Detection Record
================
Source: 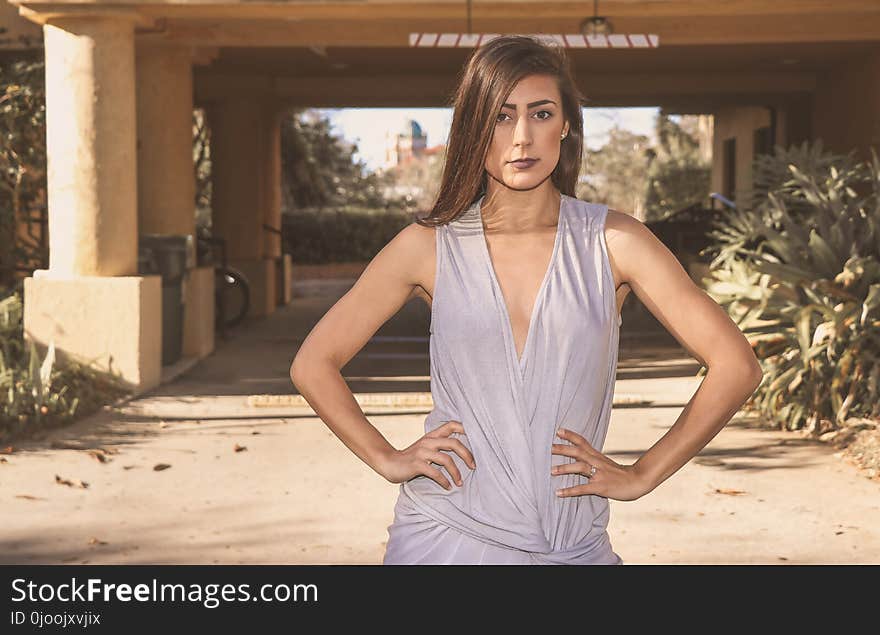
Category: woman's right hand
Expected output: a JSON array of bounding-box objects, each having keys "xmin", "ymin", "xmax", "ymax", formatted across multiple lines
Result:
[{"xmin": 380, "ymin": 420, "xmax": 476, "ymax": 490}]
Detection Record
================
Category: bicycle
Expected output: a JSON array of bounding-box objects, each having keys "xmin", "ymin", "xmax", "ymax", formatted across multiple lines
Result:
[{"xmin": 195, "ymin": 228, "xmax": 251, "ymax": 336}]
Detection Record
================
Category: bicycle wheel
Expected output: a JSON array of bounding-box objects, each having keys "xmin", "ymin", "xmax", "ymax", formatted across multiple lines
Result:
[{"xmin": 215, "ymin": 267, "xmax": 250, "ymax": 328}]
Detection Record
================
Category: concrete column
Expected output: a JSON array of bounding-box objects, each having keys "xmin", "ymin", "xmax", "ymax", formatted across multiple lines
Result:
[
  {"xmin": 136, "ymin": 42, "xmax": 214, "ymax": 359},
  {"xmin": 263, "ymin": 108, "xmax": 287, "ymax": 309},
  {"xmin": 814, "ymin": 48, "xmax": 880, "ymax": 162},
  {"xmin": 136, "ymin": 42, "xmax": 196, "ymax": 236},
  {"xmin": 43, "ymin": 15, "xmax": 138, "ymax": 277},
  {"xmin": 208, "ymin": 99, "xmax": 285, "ymax": 317},
  {"xmin": 263, "ymin": 108, "xmax": 283, "ymax": 261},
  {"xmin": 24, "ymin": 12, "xmax": 162, "ymax": 393}
]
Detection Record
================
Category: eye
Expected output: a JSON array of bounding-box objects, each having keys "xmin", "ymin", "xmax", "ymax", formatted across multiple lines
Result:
[{"xmin": 495, "ymin": 110, "xmax": 553, "ymax": 123}]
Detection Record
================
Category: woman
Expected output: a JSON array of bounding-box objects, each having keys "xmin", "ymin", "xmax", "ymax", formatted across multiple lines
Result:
[{"xmin": 289, "ymin": 35, "xmax": 763, "ymax": 565}]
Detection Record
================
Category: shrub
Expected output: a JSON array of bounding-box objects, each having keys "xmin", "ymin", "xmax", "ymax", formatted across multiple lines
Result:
[
  {"xmin": 0, "ymin": 288, "xmax": 130, "ymax": 442},
  {"xmin": 700, "ymin": 141, "xmax": 880, "ymax": 434}
]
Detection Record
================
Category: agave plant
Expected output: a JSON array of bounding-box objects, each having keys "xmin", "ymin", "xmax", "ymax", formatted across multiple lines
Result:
[{"xmin": 700, "ymin": 143, "xmax": 880, "ymax": 434}]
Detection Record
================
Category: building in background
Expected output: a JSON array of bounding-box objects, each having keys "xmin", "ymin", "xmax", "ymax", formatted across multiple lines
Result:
[{"xmin": 385, "ymin": 118, "xmax": 427, "ymax": 167}]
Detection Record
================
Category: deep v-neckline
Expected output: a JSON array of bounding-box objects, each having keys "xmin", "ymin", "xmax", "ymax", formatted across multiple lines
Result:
[{"xmin": 476, "ymin": 193, "xmax": 566, "ymax": 371}]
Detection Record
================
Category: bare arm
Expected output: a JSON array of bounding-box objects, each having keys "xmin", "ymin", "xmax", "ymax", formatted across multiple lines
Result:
[
  {"xmin": 606, "ymin": 210, "xmax": 764, "ymax": 494},
  {"xmin": 289, "ymin": 222, "xmax": 434, "ymax": 480}
]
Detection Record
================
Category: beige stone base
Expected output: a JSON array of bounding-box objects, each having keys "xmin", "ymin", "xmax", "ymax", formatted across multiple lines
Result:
[
  {"xmin": 183, "ymin": 265, "xmax": 215, "ymax": 357},
  {"xmin": 23, "ymin": 273, "xmax": 162, "ymax": 392}
]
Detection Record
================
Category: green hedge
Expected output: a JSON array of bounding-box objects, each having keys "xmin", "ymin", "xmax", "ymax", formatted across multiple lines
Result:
[{"xmin": 281, "ymin": 207, "xmax": 414, "ymax": 264}]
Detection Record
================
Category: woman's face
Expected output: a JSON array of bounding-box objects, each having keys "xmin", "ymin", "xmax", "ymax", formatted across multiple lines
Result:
[{"xmin": 484, "ymin": 73, "xmax": 570, "ymax": 191}]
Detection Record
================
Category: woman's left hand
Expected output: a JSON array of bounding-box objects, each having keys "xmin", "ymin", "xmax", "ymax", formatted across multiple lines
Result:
[{"xmin": 550, "ymin": 428, "xmax": 651, "ymax": 502}]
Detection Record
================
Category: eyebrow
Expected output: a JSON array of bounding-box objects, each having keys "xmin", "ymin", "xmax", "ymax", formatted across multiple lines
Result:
[{"xmin": 501, "ymin": 99, "xmax": 557, "ymax": 109}]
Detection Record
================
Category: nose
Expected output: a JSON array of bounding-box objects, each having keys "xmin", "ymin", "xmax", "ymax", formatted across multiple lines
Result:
[{"xmin": 513, "ymin": 114, "xmax": 533, "ymax": 148}]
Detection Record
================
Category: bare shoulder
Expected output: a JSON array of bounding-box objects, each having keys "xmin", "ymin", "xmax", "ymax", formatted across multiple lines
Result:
[
  {"xmin": 603, "ymin": 208, "xmax": 647, "ymax": 292},
  {"xmin": 604, "ymin": 207, "xmax": 689, "ymax": 291},
  {"xmin": 386, "ymin": 221, "xmax": 437, "ymax": 299}
]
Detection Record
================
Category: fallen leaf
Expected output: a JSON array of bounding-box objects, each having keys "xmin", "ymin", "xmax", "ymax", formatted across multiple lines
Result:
[
  {"xmin": 778, "ymin": 556, "xmax": 788, "ymax": 561},
  {"xmin": 55, "ymin": 474, "xmax": 89, "ymax": 489},
  {"xmin": 88, "ymin": 537, "xmax": 108, "ymax": 546},
  {"xmin": 234, "ymin": 444, "xmax": 247, "ymax": 452},
  {"xmin": 0, "ymin": 457, "xmax": 7, "ymax": 464},
  {"xmin": 122, "ymin": 465, "xmax": 138, "ymax": 470},
  {"xmin": 251, "ymin": 431, "xmax": 261, "ymax": 435},
  {"xmin": 0, "ymin": 446, "xmax": 14, "ymax": 454},
  {"xmin": 15, "ymin": 494, "xmax": 44, "ymax": 500},
  {"xmin": 86, "ymin": 449, "xmax": 110, "ymax": 463},
  {"xmin": 153, "ymin": 463, "xmax": 172, "ymax": 471},
  {"xmin": 714, "ymin": 488, "xmax": 747, "ymax": 496}
]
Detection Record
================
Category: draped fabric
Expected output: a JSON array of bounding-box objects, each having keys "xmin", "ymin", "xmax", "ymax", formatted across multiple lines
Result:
[{"xmin": 383, "ymin": 194, "xmax": 624, "ymax": 565}]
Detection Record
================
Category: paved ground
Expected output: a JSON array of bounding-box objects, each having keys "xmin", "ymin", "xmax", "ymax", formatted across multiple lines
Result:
[{"xmin": 1, "ymin": 277, "xmax": 878, "ymax": 564}]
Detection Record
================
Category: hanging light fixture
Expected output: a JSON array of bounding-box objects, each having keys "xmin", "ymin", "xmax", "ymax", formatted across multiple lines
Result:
[
  {"xmin": 409, "ymin": 0, "xmax": 658, "ymax": 48},
  {"xmin": 581, "ymin": 0, "xmax": 613, "ymax": 36}
]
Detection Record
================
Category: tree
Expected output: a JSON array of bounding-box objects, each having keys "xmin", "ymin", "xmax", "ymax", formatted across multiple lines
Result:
[
  {"xmin": 0, "ymin": 54, "xmax": 48, "ymax": 289},
  {"xmin": 643, "ymin": 113, "xmax": 712, "ymax": 221},
  {"xmin": 579, "ymin": 126, "xmax": 653, "ymax": 219},
  {"xmin": 280, "ymin": 109, "xmax": 409, "ymax": 212}
]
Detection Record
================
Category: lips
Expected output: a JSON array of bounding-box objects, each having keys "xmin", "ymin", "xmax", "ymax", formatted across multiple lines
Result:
[{"xmin": 509, "ymin": 158, "xmax": 538, "ymax": 168}]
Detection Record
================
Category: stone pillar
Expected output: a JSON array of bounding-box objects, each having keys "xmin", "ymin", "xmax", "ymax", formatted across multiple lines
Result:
[
  {"xmin": 813, "ymin": 48, "xmax": 880, "ymax": 162},
  {"xmin": 44, "ymin": 15, "xmax": 138, "ymax": 276},
  {"xmin": 263, "ymin": 107, "xmax": 287, "ymax": 309},
  {"xmin": 23, "ymin": 12, "xmax": 161, "ymax": 392},
  {"xmin": 207, "ymin": 99, "xmax": 285, "ymax": 318},
  {"xmin": 136, "ymin": 42, "xmax": 214, "ymax": 359},
  {"xmin": 136, "ymin": 42, "xmax": 196, "ymax": 236}
]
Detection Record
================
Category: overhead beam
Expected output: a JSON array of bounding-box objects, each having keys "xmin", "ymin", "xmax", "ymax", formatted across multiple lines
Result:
[
  {"xmin": 153, "ymin": 13, "xmax": 880, "ymax": 47},
  {"xmin": 15, "ymin": 1, "xmax": 880, "ymax": 22},
  {"xmin": 194, "ymin": 70, "xmax": 816, "ymax": 108},
  {"xmin": 12, "ymin": 2, "xmax": 880, "ymax": 45}
]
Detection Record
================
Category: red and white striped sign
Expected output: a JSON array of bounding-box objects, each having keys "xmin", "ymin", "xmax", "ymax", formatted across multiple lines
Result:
[{"xmin": 409, "ymin": 33, "xmax": 659, "ymax": 48}]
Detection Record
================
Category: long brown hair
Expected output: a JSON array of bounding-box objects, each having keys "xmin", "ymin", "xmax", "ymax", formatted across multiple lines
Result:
[{"xmin": 415, "ymin": 35, "xmax": 587, "ymax": 228}]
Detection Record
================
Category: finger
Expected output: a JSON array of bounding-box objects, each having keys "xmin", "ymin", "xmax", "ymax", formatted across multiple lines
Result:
[
  {"xmin": 550, "ymin": 461, "xmax": 591, "ymax": 476},
  {"xmin": 426, "ymin": 420, "xmax": 465, "ymax": 438},
  {"xmin": 434, "ymin": 438, "xmax": 476, "ymax": 469},
  {"xmin": 549, "ymin": 443, "xmax": 584, "ymax": 460},
  {"xmin": 443, "ymin": 420, "xmax": 466, "ymax": 435},
  {"xmin": 420, "ymin": 438, "xmax": 473, "ymax": 469},
  {"xmin": 556, "ymin": 484, "xmax": 598, "ymax": 498},
  {"xmin": 430, "ymin": 452, "xmax": 463, "ymax": 486},
  {"xmin": 420, "ymin": 464, "xmax": 452, "ymax": 491},
  {"xmin": 556, "ymin": 428, "xmax": 594, "ymax": 451}
]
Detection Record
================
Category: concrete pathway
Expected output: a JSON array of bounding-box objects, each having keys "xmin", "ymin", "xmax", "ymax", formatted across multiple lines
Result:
[{"xmin": 1, "ymin": 280, "xmax": 878, "ymax": 564}]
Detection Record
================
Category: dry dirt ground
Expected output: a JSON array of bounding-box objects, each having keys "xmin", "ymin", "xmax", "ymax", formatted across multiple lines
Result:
[{"xmin": 1, "ymin": 266, "xmax": 878, "ymax": 564}]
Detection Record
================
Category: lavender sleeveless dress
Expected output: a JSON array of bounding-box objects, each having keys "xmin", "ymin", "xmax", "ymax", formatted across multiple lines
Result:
[{"xmin": 382, "ymin": 193, "xmax": 624, "ymax": 565}]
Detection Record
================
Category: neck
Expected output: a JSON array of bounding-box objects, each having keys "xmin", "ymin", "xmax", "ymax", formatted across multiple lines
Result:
[{"xmin": 481, "ymin": 179, "xmax": 562, "ymax": 233}]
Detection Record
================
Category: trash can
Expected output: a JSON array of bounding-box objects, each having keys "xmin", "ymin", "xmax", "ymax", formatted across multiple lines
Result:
[{"xmin": 138, "ymin": 234, "xmax": 194, "ymax": 366}]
